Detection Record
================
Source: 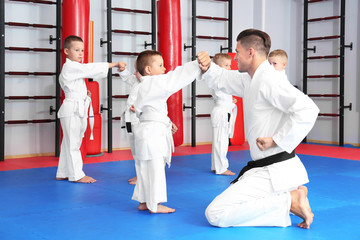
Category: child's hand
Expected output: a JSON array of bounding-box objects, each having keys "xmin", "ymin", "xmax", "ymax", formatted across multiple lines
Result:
[
  {"xmin": 135, "ymin": 71, "xmax": 142, "ymax": 81},
  {"xmin": 171, "ymin": 123, "xmax": 178, "ymax": 135},
  {"xmin": 232, "ymin": 98, "xmax": 237, "ymax": 104},
  {"xmin": 130, "ymin": 105, "xmax": 135, "ymax": 112},
  {"xmin": 87, "ymin": 90, "xmax": 92, "ymax": 97},
  {"xmin": 197, "ymin": 51, "xmax": 211, "ymax": 72},
  {"xmin": 118, "ymin": 61, "xmax": 127, "ymax": 72},
  {"xmin": 256, "ymin": 137, "xmax": 276, "ymax": 151}
]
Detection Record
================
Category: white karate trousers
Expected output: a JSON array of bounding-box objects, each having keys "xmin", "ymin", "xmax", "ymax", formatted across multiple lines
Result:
[
  {"xmin": 205, "ymin": 168, "xmax": 292, "ymax": 227},
  {"xmin": 56, "ymin": 115, "xmax": 86, "ymax": 181},
  {"xmin": 211, "ymin": 124, "xmax": 230, "ymax": 174},
  {"xmin": 132, "ymin": 157, "xmax": 167, "ymax": 212}
]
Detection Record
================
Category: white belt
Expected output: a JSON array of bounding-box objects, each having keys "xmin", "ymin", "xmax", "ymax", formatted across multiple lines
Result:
[
  {"xmin": 65, "ymin": 93, "xmax": 95, "ymax": 140},
  {"xmin": 139, "ymin": 112, "xmax": 174, "ymax": 166}
]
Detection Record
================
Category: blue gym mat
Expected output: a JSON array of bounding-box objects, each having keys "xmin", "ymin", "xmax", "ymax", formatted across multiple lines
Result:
[{"xmin": 0, "ymin": 150, "xmax": 359, "ymax": 240}]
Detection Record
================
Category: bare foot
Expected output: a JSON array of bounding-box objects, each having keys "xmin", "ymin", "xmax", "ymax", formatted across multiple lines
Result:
[
  {"xmin": 150, "ymin": 204, "xmax": 175, "ymax": 214},
  {"xmin": 74, "ymin": 176, "xmax": 97, "ymax": 183},
  {"xmin": 290, "ymin": 187, "xmax": 314, "ymax": 229},
  {"xmin": 128, "ymin": 176, "xmax": 137, "ymax": 185},
  {"xmin": 56, "ymin": 177, "xmax": 68, "ymax": 181},
  {"xmin": 298, "ymin": 186, "xmax": 314, "ymax": 218},
  {"xmin": 138, "ymin": 203, "xmax": 148, "ymax": 211},
  {"xmin": 219, "ymin": 170, "xmax": 236, "ymax": 176}
]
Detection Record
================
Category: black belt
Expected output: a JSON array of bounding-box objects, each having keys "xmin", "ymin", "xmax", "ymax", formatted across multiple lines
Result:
[{"xmin": 231, "ymin": 150, "xmax": 295, "ymax": 184}]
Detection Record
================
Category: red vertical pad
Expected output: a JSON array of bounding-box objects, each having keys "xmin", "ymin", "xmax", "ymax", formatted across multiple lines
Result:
[
  {"xmin": 157, "ymin": 0, "xmax": 184, "ymax": 147},
  {"xmin": 227, "ymin": 52, "xmax": 245, "ymax": 145},
  {"xmin": 60, "ymin": 0, "xmax": 90, "ymax": 159}
]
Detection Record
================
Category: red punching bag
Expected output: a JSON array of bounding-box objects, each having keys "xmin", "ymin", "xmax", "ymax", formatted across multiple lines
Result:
[
  {"xmin": 157, "ymin": 0, "xmax": 184, "ymax": 146},
  {"xmin": 227, "ymin": 52, "xmax": 245, "ymax": 145},
  {"xmin": 61, "ymin": 0, "xmax": 90, "ymax": 159}
]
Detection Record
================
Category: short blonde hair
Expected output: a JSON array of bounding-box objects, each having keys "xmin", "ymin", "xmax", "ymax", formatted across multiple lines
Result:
[
  {"xmin": 269, "ymin": 49, "xmax": 288, "ymax": 60},
  {"xmin": 213, "ymin": 53, "xmax": 231, "ymax": 65}
]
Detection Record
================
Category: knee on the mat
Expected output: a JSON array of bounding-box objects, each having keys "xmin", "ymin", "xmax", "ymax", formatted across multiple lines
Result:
[{"xmin": 205, "ymin": 204, "xmax": 227, "ymax": 227}]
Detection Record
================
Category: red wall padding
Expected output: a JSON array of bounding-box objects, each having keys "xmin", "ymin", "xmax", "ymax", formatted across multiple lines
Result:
[
  {"xmin": 227, "ymin": 52, "xmax": 245, "ymax": 145},
  {"xmin": 157, "ymin": 0, "xmax": 184, "ymax": 147}
]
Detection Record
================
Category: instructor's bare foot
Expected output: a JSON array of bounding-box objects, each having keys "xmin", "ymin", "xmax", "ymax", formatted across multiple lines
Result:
[
  {"xmin": 298, "ymin": 186, "xmax": 314, "ymax": 217},
  {"xmin": 75, "ymin": 176, "xmax": 97, "ymax": 183},
  {"xmin": 150, "ymin": 204, "xmax": 175, "ymax": 214},
  {"xmin": 290, "ymin": 187, "xmax": 313, "ymax": 229},
  {"xmin": 56, "ymin": 177, "xmax": 68, "ymax": 181},
  {"xmin": 128, "ymin": 176, "xmax": 137, "ymax": 185},
  {"xmin": 219, "ymin": 170, "xmax": 235, "ymax": 176},
  {"xmin": 138, "ymin": 203, "xmax": 148, "ymax": 211}
]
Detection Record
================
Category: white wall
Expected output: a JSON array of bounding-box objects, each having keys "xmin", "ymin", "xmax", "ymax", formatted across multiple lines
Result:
[{"xmin": 3, "ymin": 0, "xmax": 360, "ymax": 157}]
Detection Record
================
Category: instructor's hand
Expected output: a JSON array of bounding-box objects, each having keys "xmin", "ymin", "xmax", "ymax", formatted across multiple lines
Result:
[
  {"xmin": 197, "ymin": 51, "xmax": 211, "ymax": 72},
  {"xmin": 256, "ymin": 137, "xmax": 276, "ymax": 151}
]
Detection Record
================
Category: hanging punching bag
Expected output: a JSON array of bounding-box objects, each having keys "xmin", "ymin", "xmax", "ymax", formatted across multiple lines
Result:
[
  {"xmin": 157, "ymin": 0, "xmax": 184, "ymax": 146},
  {"xmin": 61, "ymin": 0, "xmax": 90, "ymax": 159},
  {"xmin": 227, "ymin": 52, "xmax": 245, "ymax": 145}
]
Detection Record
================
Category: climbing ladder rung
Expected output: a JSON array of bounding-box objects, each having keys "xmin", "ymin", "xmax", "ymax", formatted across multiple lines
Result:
[
  {"xmin": 6, "ymin": 47, "xmax": 55, "ymax": 52},
  {"xmin": 112, "ymin": 7, "xmax": 151, "ymax": 14},
  {"xmin": 196, "ymin": 15, "xmax": 228, "ymax": 21},
  {"xmin": 308, "ymin": 35, "xmax": 340, "ymax": 41},
  {"xmin": 9, "ymin": 0, "xmax": 56, "ymax": 5},
  {"xmin": 308, "ymin": 94, "xmax": 340, "ymax": 98},
  {"xmin": 112, "ymin": 29, "xmax": 151, "ymax": 35},
  {"xmin": 307, "ymin": 74, "xmax": 340, "ymax": 79},
  {"xmin": 307, "ymin": 55, "xmax": 340, "ymax": 60},
  {"xmin": 112, "ymin": 51, "xmax": 139, "ymax": 56},
  {"xmin": 308, "ymin": 15, "xmax": 341, "ymax": 22},
  {"xmin": 6, "ymin": 22, "xmax": 56, "ymax": 28},
  {"xmin": 197, "ymin": 35, "xmax": 228, "ymax": 40}
]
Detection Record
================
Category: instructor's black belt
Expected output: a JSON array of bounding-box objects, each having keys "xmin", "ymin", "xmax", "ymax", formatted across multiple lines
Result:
[{"xmin": 231, "ymin": 150, "xmax": 295, "ymax": 184}]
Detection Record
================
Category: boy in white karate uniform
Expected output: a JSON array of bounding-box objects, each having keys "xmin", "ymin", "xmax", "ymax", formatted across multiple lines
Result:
[
  {"xmin": 198, "ymin": 29, "xmax": 319, "ymax": 229},
  {"xmin": 118, "ymin": 61, "xmax": 142, "ymax": 185},
  {"xmin": 119, "ymin": 50, "xmax": 206, "ymax": 213},
  {"xmin": 210, "ymin": 53, "xmax": 237, "ymax": 176},
  {"xmin": 56, "ymin": 35, "xmax": 122, "ymax": 183},
  {"xmin": 268, "ymin": 49, "xmax": 288, "ymax": 72}
]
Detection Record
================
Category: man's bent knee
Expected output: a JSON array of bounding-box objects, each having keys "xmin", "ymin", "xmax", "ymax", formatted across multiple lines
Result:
[{"xmin": 205, "ymin": 203, "xmax": 226, "ymax": 227}]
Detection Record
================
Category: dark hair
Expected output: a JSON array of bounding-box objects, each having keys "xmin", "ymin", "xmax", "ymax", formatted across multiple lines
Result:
[
  {"xmin": 136, "ymin": 50, "xmax": 162, "ymax": 76},
  {"xmin": 236, "ymin": 29, "xmax": 271, "ymax": 56},
  {"xmin": 213, "ymin": 53, "xmax": 232, "ymax": 65},
  {"xmin": 64, "ymin": 35, "xmax": 83, "ymax": 49}
]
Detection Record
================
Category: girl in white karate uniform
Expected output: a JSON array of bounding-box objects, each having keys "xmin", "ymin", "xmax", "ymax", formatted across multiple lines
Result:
[{"xmin": 56, "ymin": 35, "xmax": 121, "ymax": 183}]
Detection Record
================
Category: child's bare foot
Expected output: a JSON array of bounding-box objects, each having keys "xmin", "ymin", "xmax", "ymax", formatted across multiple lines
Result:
[
  {"xmin": 150, "ymin": 204, "xmax": 175, "ymax": 214},
  {"xmin": 56, "ymin": 177, "xmax": 68, "ymax": 181},
  {"xmin": 219, "ymin": 170, "xmax": 235, "ymax": 176},
  {"xmin": 74, "ymin": 176, "xmax": 97, "ymax": 183},
  {"xmin": 290, "ymin": 187, "xmax": 314, "ymax": 229},
  {"xmin": 138, "ymin": 203, "xmax": 148, "ymax": 211},
  {"xmin": 128, "ymin": 176, "xmax": 137, "ymax": 185}
]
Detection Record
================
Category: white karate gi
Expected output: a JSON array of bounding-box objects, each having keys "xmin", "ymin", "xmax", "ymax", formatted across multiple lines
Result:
[
  {"xmin": 57, "ymin": 58, "xmax": 108, "ymax": 181},
  {"xmin": 203, "ymin": 60, "xmax": 319, "ymax": 227},
  {"xmin": 119, "ymin": 70, "xmax": 141, "ymax": 158},
  {"xmin": 132, "ymin": 60, "xmax": 201, "ymax": 212},
  {"xmin": 210, "ymin": 89, "xmax": 236, "ymax": 174}
]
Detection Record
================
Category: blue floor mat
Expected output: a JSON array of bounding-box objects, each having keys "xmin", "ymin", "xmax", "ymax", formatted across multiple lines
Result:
[{"xmin": 0, "ymin": 150, "xmax": 359, "ymax": 240}]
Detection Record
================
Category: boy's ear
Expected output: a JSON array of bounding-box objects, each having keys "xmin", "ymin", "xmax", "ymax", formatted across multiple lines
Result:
[
  {"xmin": 64, "ymin": 48, "xmax": 69, "ymax": 56},
  {"xmin": 144, "ymin": 66, "xmax": 151, "ymax": 75}
]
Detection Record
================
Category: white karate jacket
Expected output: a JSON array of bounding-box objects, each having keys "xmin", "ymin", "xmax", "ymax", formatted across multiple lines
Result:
[
  {"xmin": 58, "ymin": 58, "xmax": 108, "ymax": 118},
  {"xmin": 134, "ymin": 60, "xmax": 201, "ymax": 163},
  {"xmin": 203, "ymin": 60, "xmax": 319, "ymax": 191}
]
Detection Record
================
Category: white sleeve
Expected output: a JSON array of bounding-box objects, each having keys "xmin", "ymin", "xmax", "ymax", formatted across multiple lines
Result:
[
  {"xmin": 261, "ymin": 80, "xmax": 320, "ymax": 153},
  {"xmin": 62, "ymin": 62, "xmax": 109, "ymax": 81},
  {"xmin": 202, "ymin": 63, "xmax": 250, "ymax": 98},
  {"xmin": 118, "ymin": 69, "xmax": 138, "ymax": 87}
]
